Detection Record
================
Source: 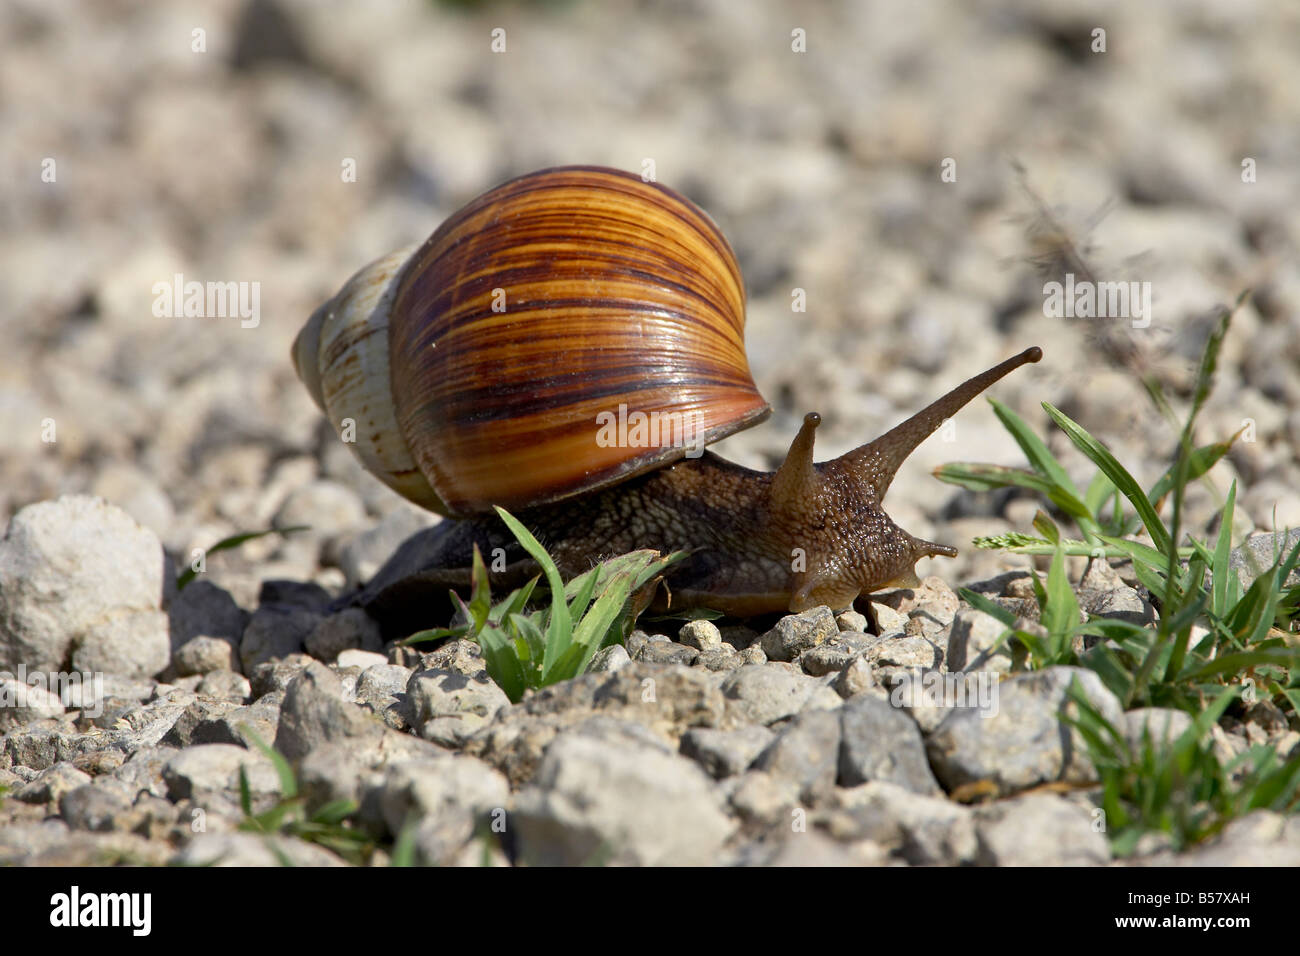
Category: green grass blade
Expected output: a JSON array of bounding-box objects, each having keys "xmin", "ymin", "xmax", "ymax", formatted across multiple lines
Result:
[
  {"xmin": 1044, "ymin": 403, "xmax": 1173, "ymax": 556},
  {"xmin": 493, "ymin": 507, "xmax": 573, "ymax": 676},
  {"xmin": 241, "ymin": 725, "xmax": 297, "ymax": 799}
]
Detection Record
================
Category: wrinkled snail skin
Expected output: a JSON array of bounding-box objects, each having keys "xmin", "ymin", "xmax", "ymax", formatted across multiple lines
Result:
[{"xmin": 293, "ymin": 165, "xmax": 1043, "ymax": 626}]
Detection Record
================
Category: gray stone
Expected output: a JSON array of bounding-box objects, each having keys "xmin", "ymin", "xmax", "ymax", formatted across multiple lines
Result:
[
  {"xmin": 839, "ymin": 693, "xmax": 942, "ymax": 794},
  {"xmin": 1124, "ymin": 707, "xmax": 1193, "ymax": 756},
  {"xmin": 681, "ymin": 725, "xmax": 775, "ymax": 779},
  {"xmin": 1230, "ymin": 530, "xmax": 1300, "ymax": 591},
  {"xmin": 416, "ymin": 638, "xmax": 485, "ymax": 677},
  {"xmin": 695, "ymin": 645, "xmax": 742, "ymax": 672},
  {"xmin": 1080, "ymin": 586, "xmax": 1156, "ymax": 626},
  {"xmin": 587, "ymin": 643, "xmax": 631, "ymax": 673},
  {"xmin": 726, "ymin": 769, "xmax": 804, "ymax": 826},
  {"xmin": 172, "ymin": 832, "xmax": 349, "ymax": 867},
  {"xmin": 633, "ymin": 640, "xmax": 699, "ymax": 666},
  {"xmin": 249, "ymin": 653, "xmax": 313, "ymax": 699},
  {"xmin": 304, "ymin": 607, "xmax": 383, "ymax": 662},
  {"xmin": 71, "ymin": 608, "xmax": 170, "ymax": 680},
  {"xmin": 274, "ymin": 661, "xmax": 385, "ymax": 761},
  {"xmin": 946, "ymin": 607, "xmax": 1013, "ymax": 673},
  {"xmin": 195, "ymin": 669, "xmax": 251, "ymax": 703},
  {"xmin": 824, "ymin": 781, "xmax": 978, "ymax": 865},
  {"xmin": 406, "ymin": 667, "xmax": 511, "ymax": 748},
  {"xmin": 512, "ymin": 732, "xmax": 734, "ymax": 866},
  {"xmin": 353, "ymin": 663, "xmax": 412, "ymax": 730},
  {"xmin": 257, "ymin": 580, "xmax": 333, "ymax": 612},
  {"xmin": 678, "ymin": 619, "xmax": 723, "ymax": 649},
  {"xmin": 834, "ymin": 656, "xmax": 876, "ymax": 698},
  {"xmin": 754, "ymin": 708, "xmax": 842, "ymax": 801},
  {"xmin": 370, "ymin": 755, "xmax": 509, "ymax": 863},
  {"xmin": 0, "ymin": 496, "xmax": 170, "ymax": 674},
  {"xmin": 240, "ymin": 606, "xmax": 322, "ymax": 673},
  {"xmin": 59, "ymin": 781, "xmax": 135, "ymax": 832},
  {"xmin": 172, "ymin": 635, "xmax": 241, "ymax": 676},
  {"xmin": 719, "ymin": 664, "xmax": 820, "ymax": 726},
  {"xmin": 799, "ymin": 631, "xmax": 877, "ymax": 676},
  {"xmin": 161, "ymin": 697, "xmax": 241, "ymax": 747},
  {"xmin": 0, "ymin": 677, "xmax": 65, "ymax": 731},
  {"xmin": 14, "ymin": 762, "xmax": 93, "ymax": 805},
  {"xmin": 926, "ymin": 666, "xmax": 1125, "ymax": 796},
  {"xmin": 760, "ymin": 606, "xmax": 838, "ymax": 662},
  {"xmin": 974, "ymin": 794, "xmax": 1111, "ymax": 865},
  {"xmin": 163, "ymin": 744, "xmax": 280, "ymax": 801},
  {"xmin": 168, "ymin": 580, "xmax": 247, "ymax": 652},
  {"xmin": 190, "ymin": 693, "xmax": 282, "ymax": 747},
  {"xmin": 337, "ymin": 649, "xmax": 387, "ymax": 670}
]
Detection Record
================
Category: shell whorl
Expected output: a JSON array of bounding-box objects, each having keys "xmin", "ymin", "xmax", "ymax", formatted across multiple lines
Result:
[
  {"xmin": 390, "ymin": 166, "xmax": 769, "ymax": 515},
  {"xmin": 296, "ymin": 166, "xmax": 770, "ymax": 518},
  {"xmin": 292, "ymin": 243, "xmax": 449, "ymax": 513}
]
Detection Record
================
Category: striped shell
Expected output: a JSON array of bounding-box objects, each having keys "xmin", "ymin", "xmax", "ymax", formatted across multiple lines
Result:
[{"xmin": 293, "ymin": 166, "xmax": 770, "ymax": 517}]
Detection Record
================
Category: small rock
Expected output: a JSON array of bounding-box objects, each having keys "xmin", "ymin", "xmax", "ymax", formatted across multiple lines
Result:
[
  {"xmin": 0, "ymin": 496, "xmax": 170, "ymax": 674},
  {"xmin": 839, "ymin": 693, "xmax": 942, "ymax": 794},
  {"xmin": 834, "ymin": 656, "xmax": 876, "ymax": 698},
  {"xmin": 195, "ymin": 669, "xmax": 251, "ymax": 703},
  {"xmin": 720, "ymin": 665, "xmax": 820, "ymax": 726},
  {"xmin": 274, "ymin": 661, "xmax": 386, "ymax": 761},
  {"xmin": 304, "ymin": 607, "xmax": 383, "ymax": 662},
  {"xmin": 873, "ymin": 604, "xmax": 908, "ymax": 633},
  {"xmin": 587, "ymin": 643, "xmax": 631, "ymax": 673},
  {"xmin": 0, "ymin": 677, "xmax": 65, "ymax": 732},
  {"xmin": 172, "ymin": 832, "xmax": 349, "ymax": 867},
  {"xmin": 678, "ymin": 619, "xmax": 722, "ymax": 649},
  {"xmin": 824, "ymin": 781, "xmax": 977, "ymax": 865},
  {"xmin": 1229, "ymin": 530, "xmax": 1300, "ymax": 591},
  {"xmin": 406, "ymin": 668, "xmax": 511, "ymax": 748},
  {"xmin": 257, "ymin": 579, "xmax": 333, "ymax": 612},
  {"xmin": 1124, "ymin": 707, "xmax": 1193, "ymax": 756},
  {"xmin": 726, "ymin": 769, "xmax": 804, "ymax": 825},
  {"xmin": 168, "ymin": 580, "xmax": 247, "ymax": 654},
  {"xmin": 162, "ymin": 744, "xmax": 279, "ymax": 801},
  {"xmin": 754, "ymin": 708, "xmax": 842, "ymax": 801},
  {"xmin": 760, "ymin": 606, "xmax": 838, "ymax": 662},
  {"xmin": 946, "ymin": 607, "xmax": 1013, "ymax": 673},
  {"xmin": 172, "ymin": 635, "xmax": 241, "ymax": 676},
  {"xmin": 974, "ymin": 794, "xmax": 1111, "ymax": 865},
  {"xmin": 15, "ymin": 762, "xmax": 93, "ymax": 805},
  {"xmin": 835, "ymin": 610, "xmax": 869, "ymax": 632},
  {"xmin": 59, "ymin": 782, "xmax": 135, "ymax": 832},
  {"xmin": 799, "ymin": 631, "xmax": 877, "ymax": 676},
  {"xmin": 417, "ymin": 639, "xmax": 485, "ymax": 677},
  {"xmin": 249, "ymin": 653, "xmax": 314, "ymax": 698},
  {"xmin": 634, "ymin": 640, "xmax": 699, "ymax": 666},
  {"xmin": 695, "ymin": 645, "xmax": 742, "ymax": 672},
  {"xmin": 337, "ymin": 649, "xmax": 388, "ymax": 671},
  {"xmin": 370, "ymin": 756, "xmax": 509, "ymax": 863},
  {"xmin": 240, "ymin": 606, "xmax": 322, "ymax": 673},
  {"xmin": 926, "ymin": 666, "xmax": 1125, "ymax": 796},
  {"xmin": 512, "ymin": 732, "xmax": 734, "ymax": 866},
  {"xmin": 680, "ymin": 725, "xmax": 775, "ymax": 779}
]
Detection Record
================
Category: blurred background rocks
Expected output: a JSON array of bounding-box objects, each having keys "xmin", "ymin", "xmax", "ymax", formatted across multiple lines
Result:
[{"xmin": 1, "ymin": 0, "xmax": 1296, "ymax": 602}]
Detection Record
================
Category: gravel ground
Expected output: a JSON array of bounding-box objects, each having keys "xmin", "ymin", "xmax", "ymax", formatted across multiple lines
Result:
[{"xmin": 1, "ymin": 0, "xmax": 1297, "ymax": 866}]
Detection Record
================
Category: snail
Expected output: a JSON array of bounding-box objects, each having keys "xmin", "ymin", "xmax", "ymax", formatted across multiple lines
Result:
[{"xmin": 293, "ymin": 166, "xmax": 1041, "ymax": 632}]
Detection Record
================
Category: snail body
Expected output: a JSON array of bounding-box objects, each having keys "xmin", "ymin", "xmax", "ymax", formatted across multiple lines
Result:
[{"xmin": 294, "ymin": 166, "xmax": 1041, "ymax": 627}]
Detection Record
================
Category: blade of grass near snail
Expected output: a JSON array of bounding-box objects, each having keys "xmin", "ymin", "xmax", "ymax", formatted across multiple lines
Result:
[{"xmin": 494, "ymin": 507, "xmax": 574, "ymax": 675}]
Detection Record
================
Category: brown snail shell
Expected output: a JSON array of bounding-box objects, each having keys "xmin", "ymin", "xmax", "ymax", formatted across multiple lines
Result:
[{"xmin": 294, "ymin": 166, "xmax": 770, "ymax": 517}]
